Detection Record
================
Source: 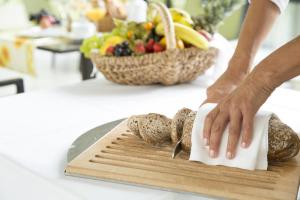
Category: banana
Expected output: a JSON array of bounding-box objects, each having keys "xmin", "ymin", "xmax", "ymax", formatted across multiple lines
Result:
[
  {"xmin": 154, "ymin": 8, "xmax": 193, "ymax": 27},
  {"xmin": 155, "ymin": 23, "xmax": 164, "ymax": 35},
  {"xmin": 169, "ymin": 8, "xmax": 193, "ymax": 27},
  {"xmin": 99, "ymin": 36, "xmax": 125, "ymax": 55},
  {"xmin": 174, "ymin": 22, "xmax": 208, "ymax": 50},
  {"xmin": 155, "ymin": 22, "xmax": 209, "ymax": 50}
]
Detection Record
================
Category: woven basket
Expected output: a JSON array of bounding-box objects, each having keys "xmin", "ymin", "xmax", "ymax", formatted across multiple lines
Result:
[{"xmin": 91, "ymin": 2, "xmax": 218, "ymax": 85}]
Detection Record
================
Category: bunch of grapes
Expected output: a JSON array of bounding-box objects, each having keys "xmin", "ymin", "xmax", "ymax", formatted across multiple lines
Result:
[{"xmin": 113, "ymin": 41, "xmax": 133, "ymax": 57}]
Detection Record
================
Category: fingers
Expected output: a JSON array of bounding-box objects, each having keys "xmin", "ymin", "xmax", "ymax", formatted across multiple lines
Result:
[
  {"xmin": 202, "ymin": 103, "xmax": 254, "ymax": 160},
  {"xmin": 226, "ymin": 110, "xmax": 242, "ymax": 159},
  {"xmin": 203, "ymin": 108, "xmax": 219, "ymax": 146},
  {"xmin": 209, "ymin": 112, "xmax": 229, "ymax": 158},
  {"xmin": 241, "ymin": 113, "xmax": 254, "ymax": 148}
]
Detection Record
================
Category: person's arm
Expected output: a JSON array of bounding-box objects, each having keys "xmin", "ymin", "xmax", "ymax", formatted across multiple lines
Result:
[
  {"xmin": 232, "ymin": 0, "xmax": 280, "ymax": 73},
  {"xmin": 204, "ymin": 35, "xmax": 300, "ymax": 159},
  {"xmin": 204, "ymin": 0, "xmax": 280, "ymax": 103}
]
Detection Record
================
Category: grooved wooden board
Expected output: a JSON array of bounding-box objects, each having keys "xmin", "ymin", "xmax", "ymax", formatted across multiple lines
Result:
[{"xmin": 65, "ymin": 120, "xmax": 300, "ymax": 200}]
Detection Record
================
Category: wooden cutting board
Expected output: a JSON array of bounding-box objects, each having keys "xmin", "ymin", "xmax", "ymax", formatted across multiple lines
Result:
[{"xmin": 65, "ymin": 119, "xmax": 300, "ymax": 200}]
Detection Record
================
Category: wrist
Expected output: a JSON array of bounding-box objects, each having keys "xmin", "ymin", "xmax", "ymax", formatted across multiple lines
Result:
[
  {"xmin": 225, "ymin": 56, "xmax": 252, "ymax": 83},
  {"xmin": 247, "ymin": 67, "xmax": 276, "ymax": 97},
  {"xmin": 228, "ymin": 53, "xmax": 252, "ymax": 72}
]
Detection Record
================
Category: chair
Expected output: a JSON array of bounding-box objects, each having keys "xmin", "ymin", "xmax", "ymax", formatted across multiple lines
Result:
[{"xmin": 0, "ymin": 78, "xmax": 24, "ymax": 95}]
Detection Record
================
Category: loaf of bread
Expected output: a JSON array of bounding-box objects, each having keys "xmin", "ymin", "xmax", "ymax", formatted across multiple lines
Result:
[
  {"xmin": 127, "ymin": 109, "xmax": 300, "ymax": 162},
  {"xmin": 171, "ymin": 108, "xmax": 192, "ymax": 143},
  {"xmin": 128, "ymin": 113, "xmax": 172, "ymax": 145}
]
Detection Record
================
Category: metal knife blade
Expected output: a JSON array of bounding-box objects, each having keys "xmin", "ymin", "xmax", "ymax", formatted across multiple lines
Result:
[{"xmin": 172, "ymin": 137, "xmax": 183, "ymax": 159}]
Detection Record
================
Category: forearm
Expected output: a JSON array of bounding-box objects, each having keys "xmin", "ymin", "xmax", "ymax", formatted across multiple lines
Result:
[
  {"xmin": 229, "ymin": 0, "xmax": 280, "ymax": 74},
  {"xmin": 249, "ymin": 36, "xmax": 300, "ymax": 93}
]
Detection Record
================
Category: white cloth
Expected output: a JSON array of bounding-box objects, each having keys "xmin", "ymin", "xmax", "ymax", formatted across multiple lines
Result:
[
  {"xmin": 248, "ymin": 0, "xmax": 289, "ymax": 13},
  {"xmin": 189, "ymin": 103, "xmax": 272, "ymax": 170}
]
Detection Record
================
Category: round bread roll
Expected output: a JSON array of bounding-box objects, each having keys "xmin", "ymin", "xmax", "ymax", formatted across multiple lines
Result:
[
  {"xmin": 127, "ymin": 115, "xmax": 145, "ymax": 138},
  {"xmin": 268, "ymin": 114, "xmax": 300, "ymax": 161},
  {"xmin": 171, "ymin": 108, "xmax": 192, "ymax": 143},
  {"xmin": 137, "ymin": 113, "xmax": 172, "ymax": 145},
  {"xmin": 181, "ymin": 111, "xmax": 196, "ymax": 152}
]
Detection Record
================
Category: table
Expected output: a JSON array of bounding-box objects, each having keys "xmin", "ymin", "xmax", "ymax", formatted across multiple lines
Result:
[
  {"xmin": 37, "ymin": 42, "xmax": 95, "ymax": 80},
  {"xmin": 0, "ymin": 77, "xmax": 300, "ymax": 200},
  {"xmin": 0, "ymin": 31, "xmax": 65, "ymax": 75}
]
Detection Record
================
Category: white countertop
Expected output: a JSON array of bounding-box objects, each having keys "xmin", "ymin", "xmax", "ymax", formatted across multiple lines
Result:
[{"xmin": 0, "ymin": 78, "xmax": 300, "ymax": 200}]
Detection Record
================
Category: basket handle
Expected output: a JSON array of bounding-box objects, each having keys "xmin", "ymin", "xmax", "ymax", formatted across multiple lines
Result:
[{"xmin": 149, "ymin": 2, "xmax": 177, "ymax": 50}]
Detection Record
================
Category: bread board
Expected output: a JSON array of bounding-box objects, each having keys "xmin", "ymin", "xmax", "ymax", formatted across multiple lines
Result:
[{"xmin": 65, "ymin": 119, "xmax": 300, "ymax": 200}]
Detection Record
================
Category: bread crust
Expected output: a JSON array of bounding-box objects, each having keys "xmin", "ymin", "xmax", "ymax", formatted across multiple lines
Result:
[{"xmin": 171, "ymin": 108, "xmax": 192, "ymax": 143}]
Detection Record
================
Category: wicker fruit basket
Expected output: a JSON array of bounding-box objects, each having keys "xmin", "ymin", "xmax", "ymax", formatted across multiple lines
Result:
[{"xmin": 91, "ymin": 2, "xmax": 218, "ymax": 85}]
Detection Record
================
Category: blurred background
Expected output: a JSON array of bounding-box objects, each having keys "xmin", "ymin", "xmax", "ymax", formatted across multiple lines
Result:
[{"xmin": 0, "ymin": 0, "xmax": 300, "ymax": 96}]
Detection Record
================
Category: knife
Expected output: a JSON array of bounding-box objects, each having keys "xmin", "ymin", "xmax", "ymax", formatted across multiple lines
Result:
[{"xmin": 172, "ymin": 137, "xmax": 183, "ymax": 159}]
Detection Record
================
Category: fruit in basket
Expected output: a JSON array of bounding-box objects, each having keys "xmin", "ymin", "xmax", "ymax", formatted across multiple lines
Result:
[
  {"xmin": 143, "ymin": 22, "xmax": 154, "ymax": 31},
  {"xmin": 155, "ymin": 23, "xmax": 164, "ymax": 35},
  {"xmin": 159, "ymin": 37, "xmax": 166, "ymax": 47},
  {"xmin": 153, "ymin": 8, "xmax": 193, "ymax": 28},
  {"xmin": 160, "ymin": 37, "xmax": 185, "ymax": 49},
  {"xmin": 145, "ymin": 39, "xmax": 156, "ymax": 53},
  {"xmin": 174, "ymin": 23, "xmax": 209, "ymax": 50},
  {"xmin": 176, "ymin": 39, "xmax": 185, "ymax": 49},
  {"xmin": 100, "ymin": 36, "xmax": 125, "ymax": 55},
  {"xmin": 153, "ymin": 43, "xmax": 164, "ymax": 53},
  {"xmin": 106, "ymin": 46, "xmax": 115, "ymax": 56},
  {"xmin": 134, "ymin": 42, "xmax": 146, "ymax": 55},
  {"xmin": 80, "ymin": 35, "xmax": 102, "ymax": 58},
  {"xmin": 169, "ymin": 8, "xmax": 193, "ymax": 28},
  {"xmin": 114, "ymin": 41, "xmax": 133, "ymax": 57},
  {"xmin": 156, "ymin": 22, "xmax": 209, "ymax": 50}
]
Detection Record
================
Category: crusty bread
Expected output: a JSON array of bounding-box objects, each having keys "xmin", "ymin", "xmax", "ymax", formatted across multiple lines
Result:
[
  {"xmin": 268, "ymin": 114, "xmax": 300, "ymax": 161},
  {"xmin": 127, "ymin": 115, "xmax": 145, "ymax": 138},
  {"xmin": 171, "ymin": 108, "xmax": 192, "ymax": 143},
  {"xmin": 177, "ymin": 111, "xmax": 300, "ymax": 162},
  {"xmin": 127, "ymin": 109, "xmax": 300, "ymax": 162},
  {"xmin": 181, "ymin": 111, "xmax": 196, "ymax": 152},
  {"xmin": 137, "ymin": 113, "xmax": 172, "ymax": 145}
]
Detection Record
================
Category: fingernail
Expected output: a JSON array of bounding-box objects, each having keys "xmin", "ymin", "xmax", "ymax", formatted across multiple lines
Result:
[
  {"xmin": 241, "ymin": 142, "xmax": 247, "ymax": 148},
  {"xmin": 209, "ymin": 149, "xmax": 216, "ymax": 158},
  {"xmin": 203, "ymin": 138, "xmax": 208, "ymax": 145},
  {"xmin": 226, "ymin": 151, "xmax": 233, "ymax": 159}
]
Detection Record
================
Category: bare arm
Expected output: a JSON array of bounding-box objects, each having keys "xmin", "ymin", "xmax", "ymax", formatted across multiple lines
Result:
[
  {"xmin": 204, "ymin": 36, "xmax": 300, "ymax": 159},
  {"xmin": 250, "ymin": 36, "xmax": 300, "ymax": 93},
  {"xmin": 204, "ymin": 0, "xmax": 280, "ymax": 104},
  {"xmin": 230, "ymin": 0, "xmax": 280, "ymax": 75}
]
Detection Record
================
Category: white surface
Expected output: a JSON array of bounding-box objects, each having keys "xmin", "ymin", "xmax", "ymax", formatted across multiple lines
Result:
[
  {"xmin": 0, "ymin": 78, "xmax": 300, "ymax": 200},
  {"xmin": 0, "ymin": 154, "xmax": 83, "ymax": 200},
  {"xmin": 190, "ymin": 103, "xmax": 271, "ymax": 170}
]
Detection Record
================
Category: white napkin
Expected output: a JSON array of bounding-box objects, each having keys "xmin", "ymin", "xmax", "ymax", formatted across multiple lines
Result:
[{"xmin": 189, "ymin": 103, "xmax": 272, "ymax": 170}]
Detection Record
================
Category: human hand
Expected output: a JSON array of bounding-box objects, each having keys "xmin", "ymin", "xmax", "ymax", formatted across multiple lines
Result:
[
  {"xmin": 203, "ymin": 57, "xmax": 250, "ymax": 105},
  {"xmin": 203, "ymin": 75, "xmax": 274, "ymax": 159}
]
